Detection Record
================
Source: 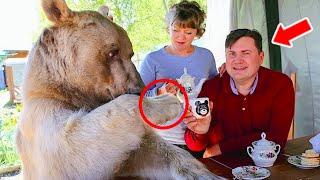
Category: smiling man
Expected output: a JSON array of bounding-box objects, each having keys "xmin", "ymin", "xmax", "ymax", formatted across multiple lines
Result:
[{"xmin": 183, "ymin": 29, "xmax": 295, "ymax": 158}]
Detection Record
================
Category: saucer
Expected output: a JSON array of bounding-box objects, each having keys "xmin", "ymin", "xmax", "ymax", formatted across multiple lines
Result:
[
  {"xmin": 232, "ymin": 166, "xmax": 270, "ymax": 180},
  {"xmin": 287, "ymin": 155, "xmax": 320, "ymax": 169}
]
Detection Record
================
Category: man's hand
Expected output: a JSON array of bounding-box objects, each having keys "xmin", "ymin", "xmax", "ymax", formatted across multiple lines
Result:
[
  {"xmin": 203, "ymin": 144, "xmax": 222, "ymax": 158},
  {"xmin": 183, "ymin": 101, "xmax": 213, "ymax": 134}
]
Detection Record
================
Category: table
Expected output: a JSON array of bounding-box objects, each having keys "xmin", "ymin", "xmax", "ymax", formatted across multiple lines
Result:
[{"xmin": 200, "ymin": 136, "xmax": 320, "ymax": 179}]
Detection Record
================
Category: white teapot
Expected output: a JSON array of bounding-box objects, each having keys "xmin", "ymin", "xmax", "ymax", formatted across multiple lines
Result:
[
  {"xmin": 247, "ymin": 132, "xmax": 281, "ymax": 167},
  {"xmin": 176, "ymin": 68, "xmax": 206, "ymax": 100}
]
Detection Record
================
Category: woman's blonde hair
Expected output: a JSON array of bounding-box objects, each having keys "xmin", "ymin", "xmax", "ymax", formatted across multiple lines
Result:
[{"xmin": 165, "ymin": 0, "xmax": 206, "ymax": 38}]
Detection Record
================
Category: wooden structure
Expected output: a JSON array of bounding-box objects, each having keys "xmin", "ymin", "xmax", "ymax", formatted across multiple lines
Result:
[
  {"xmin": 287, "ymin": 73, "xmax": 297, "ymax": 140},
  {"xmin": 3, "ymin": 50, "xmax": 28, "ymax": 103}
]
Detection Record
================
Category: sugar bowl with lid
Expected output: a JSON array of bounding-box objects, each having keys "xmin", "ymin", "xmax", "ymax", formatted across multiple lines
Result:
[{"xmin": 247, "ymin": 132, "xmax": 281, "ymax": 167}]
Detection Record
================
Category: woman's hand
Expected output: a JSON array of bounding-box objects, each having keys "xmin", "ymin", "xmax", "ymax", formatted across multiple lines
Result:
[
  {"xmin": 218, "ymin": 63, "xmax": 226, "ymax": 77},
  {"xmin": 157, "ymin": 83, "xmax": 178, "ymax": 95},
  {"xmin": 183, "ymin": 101, "xmax": 213, "ymax": 134}
]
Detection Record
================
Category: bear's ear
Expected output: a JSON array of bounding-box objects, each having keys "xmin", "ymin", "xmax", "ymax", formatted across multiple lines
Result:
[
  {"xmin": 98, "ymin": 5, "xmax": 114, "ymax": 21},
  {"xmin": 204, "ymin": 100, "xmax": 208, "ymax": 104},
  {"xmin": 42, "ymin": 0, "xmax": 74, "ymax": 25},
  {"xmin": 195, "ymin": 101, "xmax": 201, "ymax": 106},
  {"xmin": 98, "ymin": 6, "xmax": 109, "ymax": 17}
]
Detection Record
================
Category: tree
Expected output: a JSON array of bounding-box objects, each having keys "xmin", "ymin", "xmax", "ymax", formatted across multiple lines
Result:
[{"xmin": 37, "ymin": 0, "xmax": 207, "ymax": 63}]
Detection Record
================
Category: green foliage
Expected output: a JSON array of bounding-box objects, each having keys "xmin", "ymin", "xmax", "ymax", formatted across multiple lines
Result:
[
  {"xmin": 106, "ymin": 0, "xmax": 207, "ymax": 58},
  {"xmin": 36, "ymin": 0, "xmax": 206, "ymax": 61},
  {"xmin": 0, "ymin": 138, "xmax": 20, "ymax": 168},
  {"xmin": 127, "ymin": 0, "xmax": 168, "ymax": 53},
  {"xmin": 0, "ymin": 103, "xmax": 22, "ymax": 168}
]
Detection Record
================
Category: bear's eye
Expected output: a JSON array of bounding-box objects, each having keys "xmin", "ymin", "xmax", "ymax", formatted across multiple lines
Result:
[{"xmin": 108, "ymin": 49, "xmax": 120, "ymax": 59}]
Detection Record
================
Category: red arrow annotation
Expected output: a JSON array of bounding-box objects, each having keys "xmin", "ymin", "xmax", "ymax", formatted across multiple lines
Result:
[{"xmin": 272, "ymin": 17, "xmax": 313, "ymax": 48}]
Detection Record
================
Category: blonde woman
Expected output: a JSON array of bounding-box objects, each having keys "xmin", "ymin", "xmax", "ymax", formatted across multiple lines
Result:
[{"xmin": 139, "ymin": 1, "xmax": 217, "ymax": 157}]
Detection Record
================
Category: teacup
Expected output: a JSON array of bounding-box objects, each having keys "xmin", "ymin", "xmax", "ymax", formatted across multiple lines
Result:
[{"xmin": 190, "ymin": 97, "xmax": 210, "ymax": 119}]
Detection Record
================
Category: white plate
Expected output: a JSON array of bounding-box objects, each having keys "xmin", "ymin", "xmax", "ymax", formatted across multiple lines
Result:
[
  {"xmin": 287, "ymin": 155, "xmax": 320, "ymax": 169},
  {"xmin": 232, "ymin": 166, "xmax": 270, "ymax": 180}
]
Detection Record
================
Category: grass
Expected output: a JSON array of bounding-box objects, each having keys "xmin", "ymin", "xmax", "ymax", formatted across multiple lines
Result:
[{"xmin": 0, "ymin": 90, "xmax": 21, "ymax": 169}]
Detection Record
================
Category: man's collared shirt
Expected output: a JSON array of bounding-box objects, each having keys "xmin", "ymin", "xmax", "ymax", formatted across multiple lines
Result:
[{"xmin": 229, "ymin": 74, "xmax": 259, "ymax": 95}]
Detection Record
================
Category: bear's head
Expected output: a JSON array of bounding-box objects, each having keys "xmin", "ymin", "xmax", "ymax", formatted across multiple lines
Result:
[
  {"xmin": 23, "ymin": 0, "xmax": 144, "ymax": 110},
  {"xmin": 195, "ymin": 100, "xmax": 209, "ymax": 116}
]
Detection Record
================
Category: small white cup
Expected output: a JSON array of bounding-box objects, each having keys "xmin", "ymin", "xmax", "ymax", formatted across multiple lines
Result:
[{"xmin": 189, "ymin": 97, "xmax": 210, "ymax": 119}]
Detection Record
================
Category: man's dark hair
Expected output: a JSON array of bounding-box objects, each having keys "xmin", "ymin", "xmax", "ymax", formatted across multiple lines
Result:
[{"xmin": 225, "ymin": 29, "xmax": 263, "ymax": 52}]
